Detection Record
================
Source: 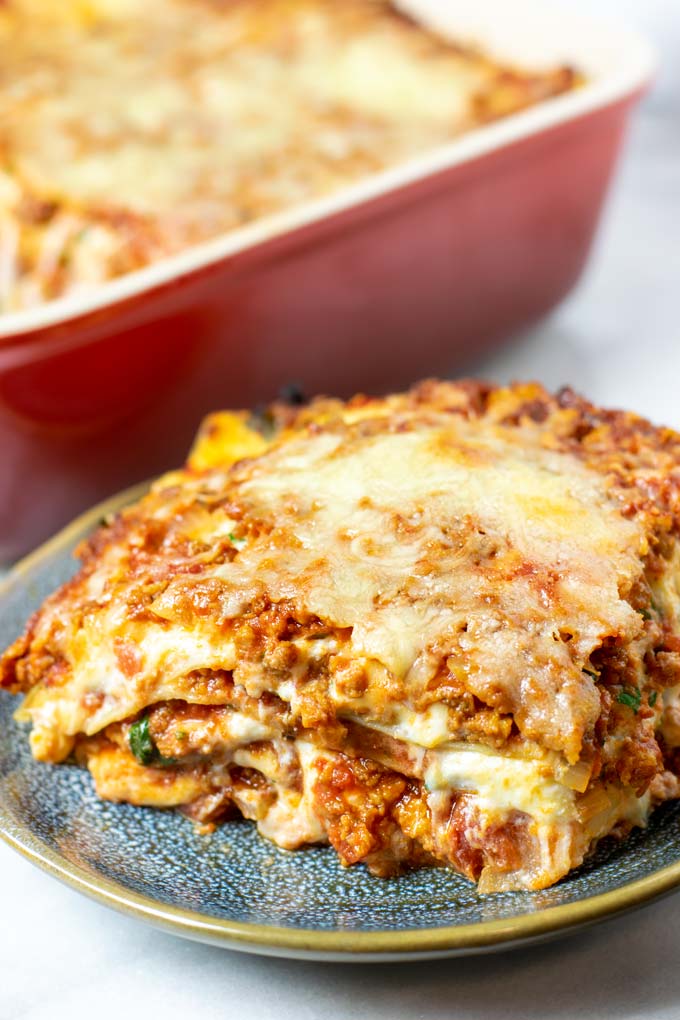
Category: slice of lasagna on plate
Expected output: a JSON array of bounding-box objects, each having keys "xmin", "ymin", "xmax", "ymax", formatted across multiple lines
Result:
[{"xmin": 3, "ymin": 380, "xmax": 680, "ymax": 893}]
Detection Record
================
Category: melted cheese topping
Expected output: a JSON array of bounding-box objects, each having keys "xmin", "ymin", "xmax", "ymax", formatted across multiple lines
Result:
[
  {"xmin": 372, "ymin": 703, "xmax": 453, "ymax": 749},
  {"xmin": 230, "ymin": 424, "xmax": 642, "ymax": 651},
  {"xmin": 0, "ymin": 0, "xmax": 577, "ymax": 310}
]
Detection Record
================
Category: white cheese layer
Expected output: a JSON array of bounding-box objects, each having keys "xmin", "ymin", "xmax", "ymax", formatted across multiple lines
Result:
[
  {"xmin": 374, "ymin": 703, "xmax": 453, "ymax": 750},
  {"xmin": 424, "ymin": 744, "xmax": 575, "ymax": 824}
]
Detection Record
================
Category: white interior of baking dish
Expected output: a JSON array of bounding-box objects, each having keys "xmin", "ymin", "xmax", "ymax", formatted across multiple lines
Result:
[{"xmin": 0, "ymin": 0, "xmax": 655, "ymax": 341}]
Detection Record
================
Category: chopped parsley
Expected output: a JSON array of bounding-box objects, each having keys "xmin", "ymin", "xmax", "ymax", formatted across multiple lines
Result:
[
  {"xmin": 639, "ymin": 607, "xmax": 653, "ymax": 621},
  {"xmin": 228, "ymin": 532, "xmax": 246, "ymax": 551},
  {"xmin": 649, "ymin": 691, "xmax": 658, "ymax": 708},
  {"xmin": 617, "ymin": 687, "xmax": 642, "ymax": 714},
  {"xmin": 129, "ymin": 715, "xmax": 176, "ymax": 767}
]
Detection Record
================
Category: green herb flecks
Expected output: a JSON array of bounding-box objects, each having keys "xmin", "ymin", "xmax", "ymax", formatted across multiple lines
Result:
[
  {"xmin": 617, "ymin": 686, "xmax": 642, "ymax": 714},
  {"xmin": 129, "ymin": 715, "xmax": 176, "ymax": 767},
  {"xmin": 582, "ymin": 667, "xmax": 599, "ymax": 680},
  {"xmin": 228, "ymin": 532, "xmax": 246, "ymax": 551},
  {"xmin": 649, "ymin": 691, "xmax": 658, "ymax": 708}
]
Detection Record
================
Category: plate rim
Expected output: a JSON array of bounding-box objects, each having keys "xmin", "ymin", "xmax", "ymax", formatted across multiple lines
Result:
[{"xmin": 2, "ymin": 485, "xmax": 680, "ymax": 960}]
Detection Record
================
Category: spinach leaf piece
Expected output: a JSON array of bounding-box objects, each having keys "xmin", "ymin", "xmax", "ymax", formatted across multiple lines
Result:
[{"xmin": 129, "ymin": 715, "xmax": 176, "ymax": 766}]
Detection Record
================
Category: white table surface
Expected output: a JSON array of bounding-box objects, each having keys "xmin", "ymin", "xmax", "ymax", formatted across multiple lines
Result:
[{"xmin": 2, "ymin": 3, "xmax": 679, "ymax": 1018}]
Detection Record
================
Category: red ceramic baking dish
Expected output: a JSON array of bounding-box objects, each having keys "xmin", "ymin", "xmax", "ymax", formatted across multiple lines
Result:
[{"xmin": 0, "ymin": 0, "xmax": 654, "ymax": 561}]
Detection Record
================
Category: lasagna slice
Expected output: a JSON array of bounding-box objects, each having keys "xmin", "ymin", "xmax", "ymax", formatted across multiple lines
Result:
[
  {"xmin": 0, "ymin": 0, "xmax": 577, "ymax": 311},
  {"xmin": 4, "ymin": 380, "xmax": 680, "ymax": 893}
]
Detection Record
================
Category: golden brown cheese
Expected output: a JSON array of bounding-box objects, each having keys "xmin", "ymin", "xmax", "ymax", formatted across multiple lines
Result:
[
  {"xmin": 0, "ymin": 0, "xmax": 578, "ymax": 311},
  {"xmin": 4, "ymin": 380, "xmax": 680, "ymax": 893}
]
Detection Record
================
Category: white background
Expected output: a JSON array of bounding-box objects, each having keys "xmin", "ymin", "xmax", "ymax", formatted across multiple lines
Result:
[{"xmin": 2, "ymin": 1, "xmax": 679, "ymax": 1017}]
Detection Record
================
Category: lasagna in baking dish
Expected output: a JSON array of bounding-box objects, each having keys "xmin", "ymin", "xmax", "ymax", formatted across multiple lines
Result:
[
  {"xmin": 0, "ymin": 0, "xmax": 578, "ymax": 312},
  {"xmin": 4, "ymin": 380, "xmax": 680, "ymax": 893}
]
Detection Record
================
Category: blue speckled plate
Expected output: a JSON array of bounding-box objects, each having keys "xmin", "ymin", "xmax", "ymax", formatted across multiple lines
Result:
[{"xmin": 2, "ymin": 486, "xmax": 680, "ymax": 961}]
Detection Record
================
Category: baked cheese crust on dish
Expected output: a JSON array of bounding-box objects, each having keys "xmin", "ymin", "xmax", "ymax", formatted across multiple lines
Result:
[
  {"xmin": 0, "ymin": 0, "xmax": 578, "ymax": 312},
  {"xmin": 4, "ymin": 380, "xmax": 680, "ymax": 893}
]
